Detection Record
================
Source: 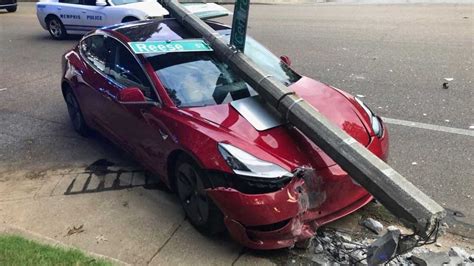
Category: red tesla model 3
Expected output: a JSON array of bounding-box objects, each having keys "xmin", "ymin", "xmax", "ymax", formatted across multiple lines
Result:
[{"xmin": 61, "ymin": 19, "xmax": 389, "ymax": 250}]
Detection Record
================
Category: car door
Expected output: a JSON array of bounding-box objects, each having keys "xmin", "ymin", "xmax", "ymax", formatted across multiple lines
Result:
[
  {"xmin": 55, "ymin": 0, "xmax": 84, "ymax": 30},
  {"xmin": 98, "ymin": 37, "xmax": 174, "ymax": 174},
  {"xmin": 76, "ymin": 34, "xmax": 126, "ymax": 144},
  {"xmin": 77, "ymin": 0, "xmax": 108, "ymax": 28}
]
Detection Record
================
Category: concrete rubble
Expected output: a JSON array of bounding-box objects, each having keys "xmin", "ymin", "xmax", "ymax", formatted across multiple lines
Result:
[
  {"xmin": 301, "ymin": 218, "xmax": 474, "ymax": 265},
  {"xmin": 411, "ymin": 252, "xmax": 450, "ymax": 266},
  {"xmin": 362, "ymin": 218, "xmax": 384, "ymax": 234}
]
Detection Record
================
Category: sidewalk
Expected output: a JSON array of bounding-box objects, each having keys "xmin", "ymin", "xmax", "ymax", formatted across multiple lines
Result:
[
  {"xmin": 0, "ymin": 165, "xmax": 274, "ymax": 265},
  {"xmin": 1, "ymin": 164, "xmax": 473, "ymax": 264}
]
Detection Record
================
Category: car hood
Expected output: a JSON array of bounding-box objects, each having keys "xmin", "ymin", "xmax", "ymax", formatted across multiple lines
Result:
[
  {"xmin": 120, "ymin": 1, "xmax": 169, "ymax": 17},
  {"xmin": 183, "ymin": 76, "xmax": 370, "ymax": 170}
]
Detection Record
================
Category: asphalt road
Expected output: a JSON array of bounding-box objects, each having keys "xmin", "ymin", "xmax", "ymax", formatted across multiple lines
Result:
[{"xmin": 0, "ymin": 3, "xmax": 473, "ymax": 237}]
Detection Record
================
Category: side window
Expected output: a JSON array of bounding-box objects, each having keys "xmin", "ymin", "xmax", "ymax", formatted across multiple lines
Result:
[
  {"xmin": 105, "ymin": 39, "xmax": 155, "ymax": 100},
  {"xmin": 82, "ymin": 0, "xmax": 96, "ymax": 6},
  {"xmin": 81, "ymin": 35, "xmax": 107, "ymax": 72},
  {"xmin": 59, "ymin": 0, "xmax": 81, "ymax": 4}
]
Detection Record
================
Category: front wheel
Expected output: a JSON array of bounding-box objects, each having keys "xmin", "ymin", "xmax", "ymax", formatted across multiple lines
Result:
[
  {"xmin": 47, "ymin": 17, "xmax": 67, "ymax": 40},
  {"xmin": 6, "ymin": 6, "xmax": 17, "ymax": 12},
  {"xmin": 175, "ymin": 156, "xmax": 225, "ymax": 235}
]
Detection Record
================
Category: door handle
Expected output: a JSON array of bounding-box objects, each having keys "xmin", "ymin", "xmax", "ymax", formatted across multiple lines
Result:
[
  {"xmin": 98, "ymin": 88, "xmax": 116, "ymax": 100},
  {"xmin": 158, "ymin": 129, "xmax": 169, "ymax": 140},
  {"xmin": 105, "ymin": 91, "xmax": 116, "ymax": 100},
  {"xmin": 57, "ymin": 7, "xmax": 61, "ymax": 10},
  {"xmin": 81, "ymin": 11, "xmax": 86, "ymax": 13},
  {"xmin": 72, "ymin": 69, "xmax": 82, "ymax": 76}
]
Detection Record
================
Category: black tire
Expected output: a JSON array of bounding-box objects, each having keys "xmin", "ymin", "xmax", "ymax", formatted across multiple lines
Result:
[
  {"xmin": 122, "ymin": 16, "xmax": 139, "ymax": 23},
  {"xmin": 47, "ymin": 16, "xmax": 67, "ymax": 40},
  {"xmin": 6, "ymin": 6, "xmax": 17, "ymax": 12},
  {"xmin": 175, "ymin": 155, "xmax": 226, "ymax": 235},
  {"xmin": 64, "ymin": 89, "xmax": 91, "ymax": 137}
]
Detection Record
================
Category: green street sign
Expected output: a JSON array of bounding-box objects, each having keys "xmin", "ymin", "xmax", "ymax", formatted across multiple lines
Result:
[
  {"xmin": 128, "ymin": 39, "xmax": 213, "ymax": 54},
  {"xmin": 230, "ymin": 0, "xmax": 250, "ymax": 52}
]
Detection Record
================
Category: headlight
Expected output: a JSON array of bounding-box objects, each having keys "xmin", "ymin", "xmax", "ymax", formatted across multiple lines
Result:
[
  {"xmin": 218, "ymin": 143, "xmax": 292, "ymax": 179},
  {"xmin": 354, "ymin": 97, "xmax": 383, "ymax": 138}
]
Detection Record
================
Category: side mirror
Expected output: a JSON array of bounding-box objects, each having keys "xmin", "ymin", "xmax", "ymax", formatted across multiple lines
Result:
[
  {"xmin": 96, "ymin": 0, "xmax": 107, "ymax": 6},
  {"xmin": 280, "ymin": 55, "xmax": 291, "ymax": 66},
  {"xmin": 118, "ymin": 87, "xmax": 146, "ymax": 103}
]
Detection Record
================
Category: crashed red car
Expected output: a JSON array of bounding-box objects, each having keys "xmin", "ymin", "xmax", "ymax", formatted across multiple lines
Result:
[{"xmin": 61, "ymin": 19, "xmax": 389, "ymax": 250}]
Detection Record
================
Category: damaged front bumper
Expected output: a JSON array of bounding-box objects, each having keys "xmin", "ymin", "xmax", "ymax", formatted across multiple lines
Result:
[
  {"xmin": 207, "ymin": 165, "xmax": 373, "ymax": 250},
  {"xmin": 207, "ymin": 133, "xmax": 388, "ymax": 250}
]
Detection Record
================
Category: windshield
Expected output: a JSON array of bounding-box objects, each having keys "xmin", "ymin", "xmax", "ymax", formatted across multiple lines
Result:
[
  {"xmin": 148, "ymin": 36, "xmax": 300, "ymax": 108},
  {"xmin": 110, "ymin": 0, "xmax": 147, "ymax": 6},
  {"xmin": 224, "ymin": 35, "xmax": 300, "ymax": 86},
  {"xmin": 149, "ymin": 52, "xmax": 258, "ymax": 107}
]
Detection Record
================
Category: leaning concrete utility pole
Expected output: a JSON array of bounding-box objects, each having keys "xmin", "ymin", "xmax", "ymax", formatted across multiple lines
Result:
[{"xmin": 160, "ymin": 0, "xmax": 445, "ymax": 237}]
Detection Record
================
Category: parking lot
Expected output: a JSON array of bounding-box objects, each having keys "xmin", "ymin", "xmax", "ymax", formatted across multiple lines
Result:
[{"xmin": 0, "ymin": 2, "xmax": 473, "ymax": 263}]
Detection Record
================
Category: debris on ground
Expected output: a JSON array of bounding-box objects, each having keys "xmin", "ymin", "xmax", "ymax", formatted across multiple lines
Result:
[
  {"xmin": 301, "ymin": 223, "xmax": 473, "ymax": 265},
  {"xmin": 442, "ymin": 78, "xmax": 453, "ymax": 89},
  {"xmin": 95, "ymin": 234, "xmax": 108, "ymax": 244},
  {"xmin": 367, "ymin": 228, "xmax": 400, "ymax": 264},
  {"xmin": 362, "ymin": 218, "xmax": 384, "ymax": 234},
  {"xmin": 449, "ymin": 246, "xmax": 470, "ymax": 260},
  {"xmin": 65, "ymin": 224, "xmax": 84, "ymax": 236},
  {"xmin": 411, "ymin": 251, "xmax": 450, "ymax": 266},
  {"xmin": 0, "ymin": 88, "xmax": 7, "ymax": 92},
  {"xmin": 356, "ymin": 94, "xmax": 365, "ymax": 98},
  {"xmin": 439, "ymin": 222, "xmax": 450, "ymax": 235}
]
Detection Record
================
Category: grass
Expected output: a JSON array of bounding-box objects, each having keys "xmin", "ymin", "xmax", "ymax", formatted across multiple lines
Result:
[{"xmin": 0, "ymin": 234, "xmax": 112, "ymax": 266}]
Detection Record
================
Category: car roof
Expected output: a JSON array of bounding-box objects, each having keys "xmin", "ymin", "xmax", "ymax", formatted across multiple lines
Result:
[{"xmin": 105, "ymin": 18, "xmax": 230, "ymax": 42}]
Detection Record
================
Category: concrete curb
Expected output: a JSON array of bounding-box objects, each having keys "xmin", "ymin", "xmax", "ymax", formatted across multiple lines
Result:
[{"xmin": 0, "ymin": 224, "xmax": 130, "ymax": 266}]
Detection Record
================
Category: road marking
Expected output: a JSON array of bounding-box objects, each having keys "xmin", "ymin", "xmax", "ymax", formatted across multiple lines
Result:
[{"xmin": 382, "ymin": 117, "xmax": 474, "ymax": 137}]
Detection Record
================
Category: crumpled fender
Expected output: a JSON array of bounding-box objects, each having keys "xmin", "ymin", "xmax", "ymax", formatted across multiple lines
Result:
[
  {"xmin": 206, "ymin": 168, "xmax": 327, "ymax": 227},
  {"xmin": 206, "ymin": 178, "xmax": 305, "ymax": 226}
]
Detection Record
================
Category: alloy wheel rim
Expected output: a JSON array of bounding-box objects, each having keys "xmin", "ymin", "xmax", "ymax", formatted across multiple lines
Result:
[
  {"xmin": 176, "ymin": 163, "xmax": 209, "ymax": 225},
  {"xmin": 49, "ymin": 20, "xmax": 61, "ymax": 37}
]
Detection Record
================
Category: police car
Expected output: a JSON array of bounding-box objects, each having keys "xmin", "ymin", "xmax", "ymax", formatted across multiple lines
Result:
[{"xmin": 36, "ymin": 0, "xmax": 229, "ymax": 39}]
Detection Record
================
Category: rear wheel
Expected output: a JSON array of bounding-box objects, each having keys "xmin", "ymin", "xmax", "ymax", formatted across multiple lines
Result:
[
  {"xmin": 6, "ymin": 6, "xmax": 17, "ymax": 12},
  {"xmin": 47, "ymin": 16, "xmax": 67, "ymax": 40},
  {"xmin": 64, "ymin": 89, "xmax": 91, "ymax": 137},
  {"xmin": 175, "ymin": 155, "xmax": 226, "ymax": 235}
]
